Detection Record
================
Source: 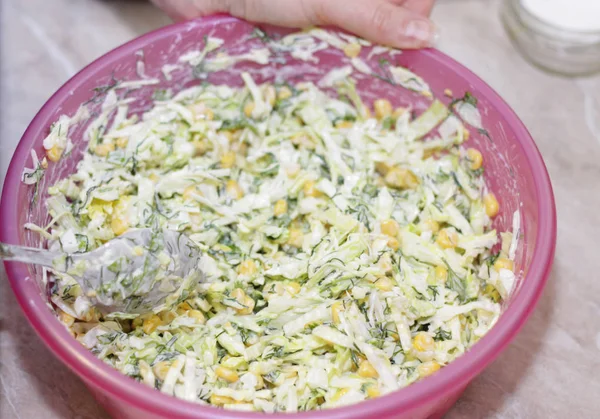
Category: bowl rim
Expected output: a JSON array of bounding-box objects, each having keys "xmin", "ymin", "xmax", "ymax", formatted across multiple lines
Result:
[{"xmin": 0, "ymin": 15, "xmax": 556, "ymax": 419}]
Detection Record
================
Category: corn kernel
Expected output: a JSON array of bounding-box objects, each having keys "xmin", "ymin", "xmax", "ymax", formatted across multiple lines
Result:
[
  {"xmin": 192, "ymin": 139, "xmax": 210, "ymax": 156},
  {"xmin": 444, "ymin": 88, "xmax": 453, "ymax": 97},
  {"xmin": 375, "ymin": 277, "xmax": 394, "ymax": 292},
  {"xmin": 303, "ymin": 180, "xmax": 322, "ymax": 197},
  {"xmin": 210, "ymin": 394, "xmax": 236, "ymax": 406},
  {"xmin": 244, "ymin": 101, "xmax": 255, "ymax": 118},
  {"xmin": 153, "ymin": 361, "xmax": 171, "ymax": 381},
  {"xmin": 238, "ymin": 296, "xmax": 255, "ymax": 315},
  {"xmin": 331, "ymin": 301, "xmax": 344, "ymax": 324},
  {"xmin": 176, "ymin": 301, "xmax": 193, "ymax": 314},
  {"xmin": 436, "ymin": 229, "xmax": 458, "ymax": 249},
  {"xmin": 417, "ymin": 361, "xmax": 441, "ymax": 378},
  {"xmin": 189, "ymin": 103, "xmax": 214, "ymax": 120},
  {"xmin": 484, "ymin": 193, "xmax": 499, "ymax": 218},
  {"xmin": 375, "ymin": 161, "xmax": 391, "ymax": 176},
  {"xmin": 116, "ymin": 137, "xmax": 128, "ymax": 148},
  {"xmin": 225, "ymin": 179, "xmax": 244, "ymax": 199},
  {"xmin": 291, "ymin": 133, "xmax": 314, "ymax": 149},
  {"xmin": 159, "ymin": 310, "xmax": 177, "ymax": 325},
  {"xmin": 335, "ymin": 120, "xmax": 354, "ymax": 129},
  {"xmin": 464, "ymin": 129, "xmax": 471, "ymax": 140},
  {"xmin": 111, "ymin": 217, "xmax": 129, "ymax": 236},
  {"xmin": 149, "ymin": 173, "xmax": 160, "ymax": 183},
  {"xmin": 332, "ymin": 388, "xmax": 350, "ymax": 402},
  {"xmin": 466, "ymin": 148, "xmax": 483, "ymax": 171},
  {"xmin": 287, "ymin": 227, "xmax": 304, "ymax": 248},
  {"xmin": 366, "ymin": 385, "xmax": 380, "ymax": 398},
  {"xmin": 231, "ymin": 289, "xmax": 255, "ymax": 315},
  {"xmin": 215, "ymin": 366, "xmax": 239, "ymax": 383},
  {"xmin": 46, "ymin": 145, "xmax": 64, "ymax": 162},
  {"xmin": 435, "ymin": 265, "xmax": 448, "ymax": 283},
  {"xmin": 264, "ymin": 85, "xmax": 276, "ymax": 106},
  {"xmin": 381, "ymin": 219, "xmax": 399, "ymax": 237},
  {"xmin": 220, "ymin": 150, "xmax": 236, "ymax": 169},
  {"xmin": 238, "ymin": 260, "xmax": 258, "ymax": 276},
  {"xmin": 385, "ymin": 167, "xmax": 420, "ymax": 189},
  {"xmin": 286, "ymin": 281, "xmax": 301, "ymax": 295},
  {"xmin": 274, "ymin": 199, "xmax": 288, "ymax": 217},
  {"xmin": 343, "ymin": 42, "xmax": 362, "ymax": 58},
  {"xmin": 358, "ymin": 360, "xmax": 379, "ymax": 378},
  {"xmin": 253, "ymin": 372, "xmax": 265, "ymax": 389},
  {"xmin": 413, "ymin": 332, "xmax": 435, "ymax": 352},
  {"xmin": 95, "ymin": 142, "xmax": 115, "ymax": 157},
  {"xmin": 231, "ymin": 287, "xmax": 246, "ymax": 304},
  {"xmin": 392, "ymin": 107, "xmax": 407, "ymax": 119},
  {"xmin": 373, "ymin": 99, "xmax": 393, "ymax": 120},
  {"xmin": 142, "ymin": 314, "xmax": 161, "ymax": 334},
  {"xmin": 183, "ymin": 185, "xmax": 198, "ymax": 201},
  {"xmin": 57, "ymin": 309, "xmax": 75, "ymax": 327},
  {"xmin": 387, "ymin": 237, "xmax": 400, "ymax": 250},
  {"xmin": 423, "ymin": 219, "xmax": 440, "ymax": 233},
  {"xmin": 278, "ymin": 86, "xmax": 292, "ymax": 100},
  {"xmin": 494, "ymin": 257, "xmax": 514, "ymax": 272}
]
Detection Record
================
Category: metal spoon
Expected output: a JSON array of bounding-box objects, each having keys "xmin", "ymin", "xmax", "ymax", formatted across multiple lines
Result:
[{"xmin": 0, "ymin": 228, "xmax": 203, "ymax": 315}]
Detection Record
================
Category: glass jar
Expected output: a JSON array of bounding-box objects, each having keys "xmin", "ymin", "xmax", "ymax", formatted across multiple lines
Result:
[{"xmin": 501, "ymin": 0, "xmax": 600, "ymax": 76}]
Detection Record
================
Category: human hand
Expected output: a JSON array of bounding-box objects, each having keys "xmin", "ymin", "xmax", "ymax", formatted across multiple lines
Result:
[{"xmin": 151, "ymin": 0, "xmax": 437, "ymax": 49}]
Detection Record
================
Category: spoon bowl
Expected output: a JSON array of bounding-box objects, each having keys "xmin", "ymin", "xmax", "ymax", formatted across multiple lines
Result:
[{"xmin": 0, "ymin": 228, "xmax": 203, "ymax": 314}]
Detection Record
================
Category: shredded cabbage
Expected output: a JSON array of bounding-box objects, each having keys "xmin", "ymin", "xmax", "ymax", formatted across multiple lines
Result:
[{"xmin": 31, "ymin": 28, "xmax": 516, "ymax": 413}]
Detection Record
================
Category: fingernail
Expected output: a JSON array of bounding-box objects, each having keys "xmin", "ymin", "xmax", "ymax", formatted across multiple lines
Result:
[{"xmin": 405, "ymin": 20, "xmax": 439, "ymax": 47}]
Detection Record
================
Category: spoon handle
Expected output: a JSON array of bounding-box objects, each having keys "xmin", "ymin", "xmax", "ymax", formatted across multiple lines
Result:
[{"xmin": 0, "ymin": 242, "xmax": 60, "ymax": 270}]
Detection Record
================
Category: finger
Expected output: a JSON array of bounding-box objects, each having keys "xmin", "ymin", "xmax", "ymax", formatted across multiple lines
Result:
[
  {"xmin": 227, "ymin": 0, "xmax": 315, "ymax": 27},
  {"xmin": 308, "ymin": 0, "xmax": 438, "ymax": 49},
  {"xmin": 388, "ymin": 0, "xmax": 437, "ymax": 16},
  {"xmin": 150, "ymin": 0, "xmax": 234, "ymax": 21}
]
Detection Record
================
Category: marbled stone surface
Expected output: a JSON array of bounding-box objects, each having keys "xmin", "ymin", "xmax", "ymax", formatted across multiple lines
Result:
[{"xmin": 1, "ymin": 0, "xmax": 599, "ymax": 418}]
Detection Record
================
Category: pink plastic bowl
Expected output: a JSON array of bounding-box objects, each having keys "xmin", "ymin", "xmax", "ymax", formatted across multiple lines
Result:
[{"xmin": 1, "ymin": 16, "xmax": 556, "ymax": 419}]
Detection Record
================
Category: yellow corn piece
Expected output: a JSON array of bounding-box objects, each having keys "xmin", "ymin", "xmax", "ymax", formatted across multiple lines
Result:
[
  {"xmin": 380, "ymin": 219, "xmax": 399, "ymax": 237},
  {"xmin": 215, "ymin": 366, "xmax": 239, "ymax": 383},
  {"xmin": 238, "ymin": 260, "xmax": 258, "ymax": 276},
  {"xmin": 46, "ymin": 145, "xmax": 64, "ymax": 162},
  {"xmin": 466, "ymin": 148, "xmax": 483, "ymax": 170},
  {"xmin": 225, "ymin": 179, "xmax": 244, "ymax": 199},
  {"xmin": 435, "ymin": 265, "xmax": 448, "ymax": 283},
  {"xmin": 331, "ymin": 301, "xmax": 344, "ymax": 324},
  {"xmin": 142, "ymin": 314, "xmax": 161, "ymax": 334},
  {"xmin": 220, "ymin": 150, "xmax": 236, "ymax": 169},
  {"xmin": 303, "ymin": 180, "xmax": 322, "ymax": 197},
  {"xmin": 494, "ymin": 257, "xmax": 514, "ymax": 272},
  {"xmin": 417, "ymin": 361, "xmax": 441, "ymax": 378},
  {"xmin": 274, "ymin": 199, "xmax": 288, "ymax": 217},
  {"xmin": 413, "ymin": 332, "xmax": 435, "ymax": 352},
  {"xmin": 484, "ymin": 193, "xmax": 499, "ymax": 217},
  {"xmin": 343, "ymin": 43, "xmax": 361, "ymax": 58},
  {"xmin": 384, "ymin": 167, "xmax": 420, "ymax": 189},
  {"xmin": 94, "ymin": 142, "xmax": 115, "ymax": 157},
  {"xmin": 358, "ymin": 360, "xmax": 379, "ymax": 378},
  {"xmin": 375, "ymin": 277, "xmax": 394, "ymax": 292},
  {"xmin": 373, "ymin": 99, "xmax": 392, "ymax": 120},
  {"xmin": 436, "ymin": 229, "xmax": 458, "ymax": 249},
  {"xmin": 278, "ymin": 86, "xmax": 292, "ymax": 100}
]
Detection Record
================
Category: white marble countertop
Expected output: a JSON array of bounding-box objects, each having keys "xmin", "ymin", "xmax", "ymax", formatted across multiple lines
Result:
[{"xmin": 1, "ymin": 0, "xmax": 599, "ymax": 418}]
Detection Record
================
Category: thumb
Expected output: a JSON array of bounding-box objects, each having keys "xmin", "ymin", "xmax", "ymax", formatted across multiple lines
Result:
[{"xmin": 308, "ymin": 0, "xmax": 438, "ymax": 49}]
